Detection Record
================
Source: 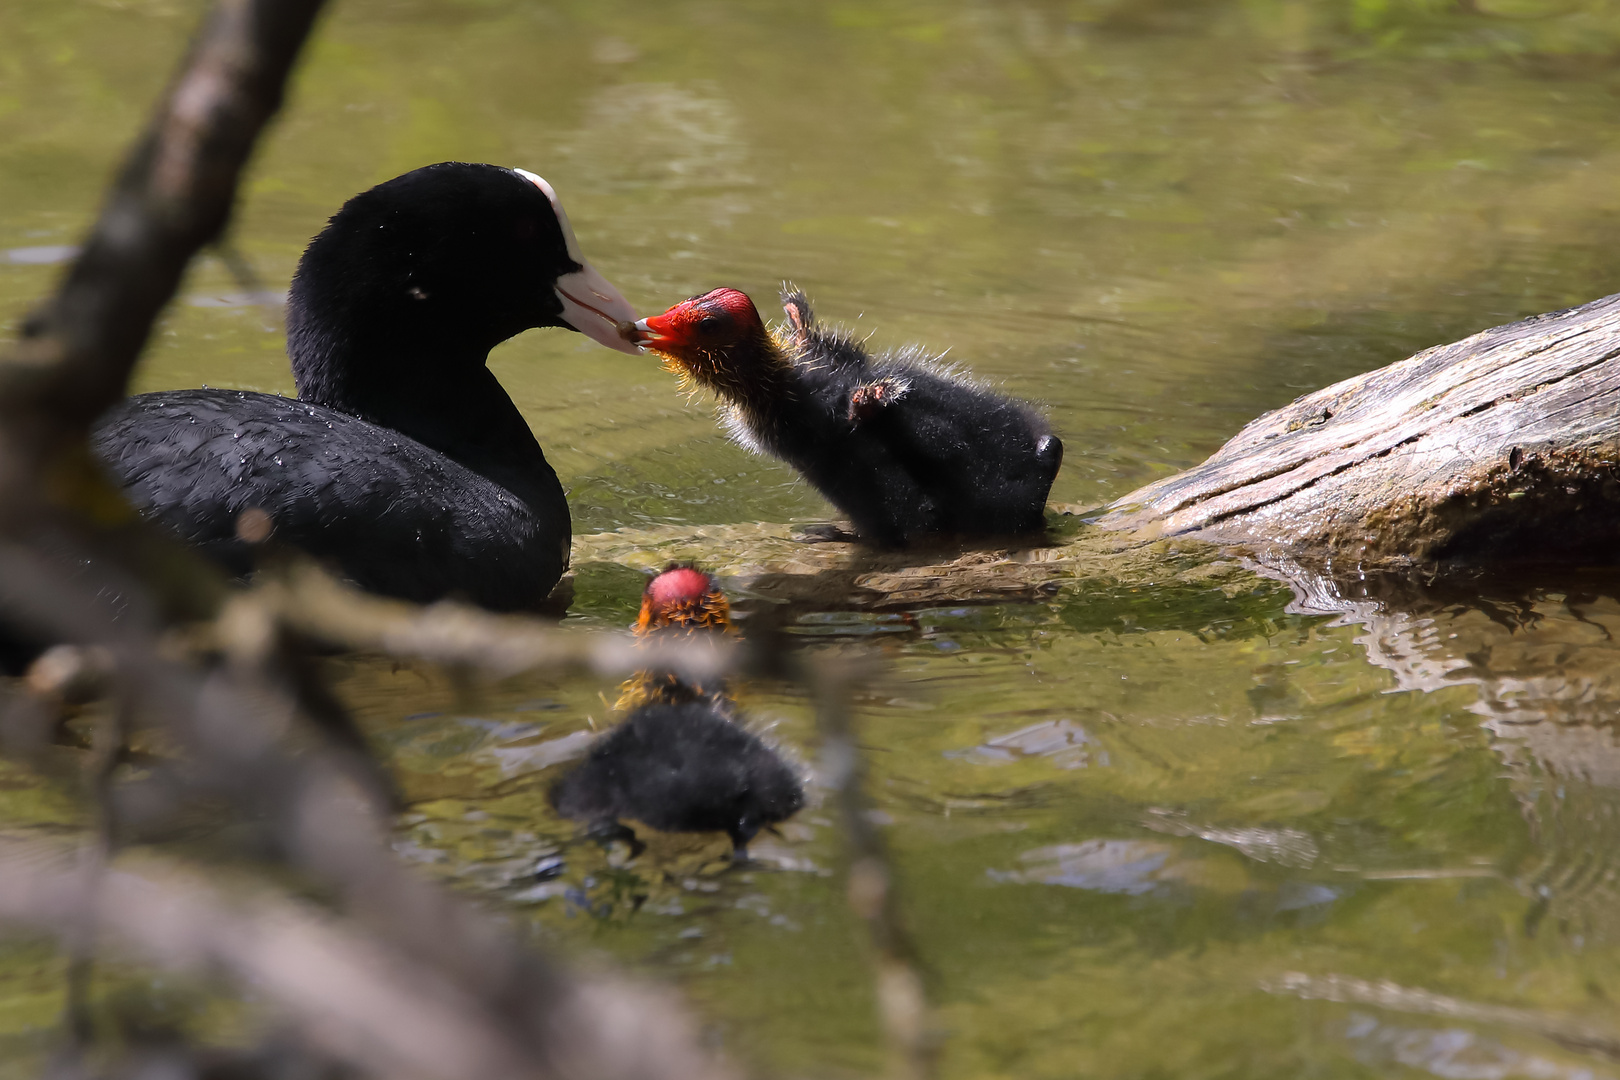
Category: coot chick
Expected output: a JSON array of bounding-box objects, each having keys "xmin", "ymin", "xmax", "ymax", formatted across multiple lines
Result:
[
  {"xmin": 92, "ymin": 163, "xmax": 639, "ymax": 611},
  {"xmin": 629, "ymin": 286, "xmax": 1062, "ymax": 546},
  {"xmin": 549, "ymin": 700, "xmax": 804, "ymax": 857},
  {"xmin": 616, "ymin": 562, "xmax": 735, "ymax": 711},
  {"xmin": 550, "ymin": 565, "xmax": 803, "ymax": 857}
]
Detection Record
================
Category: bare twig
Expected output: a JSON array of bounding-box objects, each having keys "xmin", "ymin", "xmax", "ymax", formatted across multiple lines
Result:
[
  {"xmin": 239, "ymin": 560, "xmax": 741, "ymax": 683},
  {"xmin": 809, "ymin": 653, "xmax": 936, "ymax": 1080},
  {"xmin": 0, "ymin": 834, "xmax": 546, "ymax": 1080},
  {"xmin": 0, "ymin": 543, "xmax": 732, "ymax": 1080},
  {"xmin": 0, "ymin": 0, "xmax": 326, "ymax": 435}
]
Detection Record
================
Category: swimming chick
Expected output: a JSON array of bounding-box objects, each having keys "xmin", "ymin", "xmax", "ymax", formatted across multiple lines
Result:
[
  {"xmin": 549, "ymin": 565, "xmax": 804, "ymax": 857},
  {"xmin": 614, "ymin": 563, "xmax": 734, "ymax": 712}
]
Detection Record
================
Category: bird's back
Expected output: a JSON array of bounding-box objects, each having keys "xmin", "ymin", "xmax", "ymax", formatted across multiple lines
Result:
[
  {"xmin": 93, "ymin": 389, "xmax": 568, "ymax": 609},
  {"xmin": 549, "ymin": 702, "xmax": 804, "ymax": 839},
  {"xmin": 781, "ymin": 330, "xmax": 1062, "ymax": 541}
]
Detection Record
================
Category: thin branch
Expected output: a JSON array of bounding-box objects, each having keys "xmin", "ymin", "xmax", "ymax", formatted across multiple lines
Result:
[
  {"xmin": 237, "ymin": 560, "xmax": 743, "ymax": 683},
  {"xmin": 0, "ymin": 835, "xmax": 541, "ymax": 1080},
  {"xmin": 0, "ymin": 0, "xmax": 326, "ymax": 434},
  {"xmin": 0, "ymin": 544, "xmax": 732, "ymax": 1080},
  {"xmin": 810, "ymin": 654, "xmax": 937, "ymax": 1080}
]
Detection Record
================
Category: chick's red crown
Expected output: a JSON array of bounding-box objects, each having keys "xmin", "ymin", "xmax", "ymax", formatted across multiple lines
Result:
[
  {"xmin": 636, "ymin": 565, "xmax": 731, "ymax": 633},
  {"xmin": 634, "ymin": 288, "xmax": 763, "ymax": 351}
]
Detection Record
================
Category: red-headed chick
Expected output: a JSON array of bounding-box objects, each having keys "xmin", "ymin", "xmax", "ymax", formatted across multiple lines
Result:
[{"xmin": 628, "ymin": 285, "xmax": 1061, "ymax": 546}]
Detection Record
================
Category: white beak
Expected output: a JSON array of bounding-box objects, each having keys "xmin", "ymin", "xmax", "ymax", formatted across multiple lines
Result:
[
  {"xmin": 554, "ymin": 262, "xmax": 642, "ymax": 355},
  {"xmin": 510, "ymin": 168, "xmax": 643, "ymax": 356},
  {"xmin": 629, "ymin": 316, "xmax": 670, "ymax": 346}
]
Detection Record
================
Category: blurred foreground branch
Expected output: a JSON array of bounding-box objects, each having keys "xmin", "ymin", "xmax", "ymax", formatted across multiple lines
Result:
[
  {"xmin": 0, "ymin": 835, "xmax": 538, "ymax": 1080},
  {"xmin": 0, "ymin": 0, "xmax": 737, "ymax": 1077},
  {"xmin": 236, "ymin": 560, "xmax": 741, "ymax": 684},
  {"xmin": 0, "ymin": 541, "xmax": 735, "ymax": 1080},
  {"xmin": 0, "ymin": 0, "xmax": 325, "ymax": 437},
  {"xmin": 0, "ymin": 835, "xmax": 719, "ymax": 1080},
  {"xmin": 811, "ymin": 656, "xmax": 937, "ymax": 1080}
]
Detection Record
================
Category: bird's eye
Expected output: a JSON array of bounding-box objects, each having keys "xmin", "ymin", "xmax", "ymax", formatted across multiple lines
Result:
[{"xmin": 698, "ymin": 316, "xmax": 722, "ymax": 334}]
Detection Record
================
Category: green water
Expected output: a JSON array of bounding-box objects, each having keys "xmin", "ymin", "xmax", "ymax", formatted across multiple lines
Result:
[{"xmin": 7, "ymin": 1, "xmax": 1620, "ymax": 1076}]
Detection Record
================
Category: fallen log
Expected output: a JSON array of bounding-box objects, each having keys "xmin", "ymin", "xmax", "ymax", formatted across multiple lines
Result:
[{"xmin": 1097, "ymin": 292, "xmax": 1620, "ymax": 571}]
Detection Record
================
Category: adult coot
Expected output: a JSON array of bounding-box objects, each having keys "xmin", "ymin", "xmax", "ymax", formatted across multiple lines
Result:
[
  {"xmin": 92, "ymin": 163, "xmax": 639, "ymax": 611},
  {"xmin": 629, "ymin": 285, "xmax": 1061, "ymax": 546}
]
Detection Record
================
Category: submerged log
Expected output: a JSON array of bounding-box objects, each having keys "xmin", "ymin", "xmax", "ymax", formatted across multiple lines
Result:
[{"xmin": 1097, "ymin": 292, "xmax": 1620, "ymax": 570}]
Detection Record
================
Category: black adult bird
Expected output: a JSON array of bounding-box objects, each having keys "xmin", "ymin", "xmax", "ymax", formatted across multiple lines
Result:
[
  {"xmin": 92, "ymin": 162, "xmax": 639, "ymax": 611},
  {"xmin": 549, "ymin": 565, "xmax": 804, "ymax": 858},
  {"xmin": 629, "ymin": 286, "xmax": 1061, "ymax": 546}
]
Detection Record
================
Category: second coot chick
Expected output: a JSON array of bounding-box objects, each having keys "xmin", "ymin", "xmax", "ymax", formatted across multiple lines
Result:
[
  {"xmin": 615, "ymin": 562, "xmax": 734, "ymax": 711},
  {"xmin": 630, "ymin": 286, "xmax": 1062, "ymax": 545},
  {"xmin": 549, "ymin": 566, "xmax": 803, "ymax": 857},
  {"xmin": 549, "ymin": 700, "xmax": 804, "ymax": 857}
]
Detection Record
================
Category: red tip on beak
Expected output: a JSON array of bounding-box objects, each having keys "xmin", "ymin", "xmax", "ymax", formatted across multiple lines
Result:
[{"xmin": 629, "ymin": 312, "xmax": 679, "ymax": 348}]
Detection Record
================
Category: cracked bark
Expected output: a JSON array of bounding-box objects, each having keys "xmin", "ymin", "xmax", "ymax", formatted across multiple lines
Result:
[{"xmin": 1096, "ymin": 291, "xmax": 1620, "ymax": 572}]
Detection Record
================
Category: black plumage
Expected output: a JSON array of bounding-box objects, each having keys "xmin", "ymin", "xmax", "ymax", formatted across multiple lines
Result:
[
  {"xmin": 631, "ymin": 285, "xmax": 1062, "ymax": 546},
  {"xmin": 94, "ymin": 389, "xmax": 564, "ymax": 604},
  {"xmin": 548, "ymin": 701, "xmax": 804, "ymax": 856},
  {"xmin": 91, "ymin": 162, "xmax": 639, "ymax": 610},
  {"xmin": 549, "ymin": 565, "xmax": 804, "ymax": 857}
]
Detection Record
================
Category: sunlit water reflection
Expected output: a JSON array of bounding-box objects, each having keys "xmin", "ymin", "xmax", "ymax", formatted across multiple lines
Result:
[{"xmin": 5, "ymin": 0, "xmax": 1620, "ymax": 1076}]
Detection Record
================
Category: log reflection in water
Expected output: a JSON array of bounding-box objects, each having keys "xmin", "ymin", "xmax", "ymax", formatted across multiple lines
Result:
[{"xmin": 1270, "ymin": 560, "xmax": 1620, "ymax": 937}]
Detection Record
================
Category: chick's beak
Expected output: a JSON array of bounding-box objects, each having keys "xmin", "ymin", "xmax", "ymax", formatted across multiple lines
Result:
[
  {"xmin": 554, "ymin": 262, "xmax": 642, "ymax": 355},
  {"xmin": 628, "ymin": 312, "xmax": 678, "ymax": 349}
]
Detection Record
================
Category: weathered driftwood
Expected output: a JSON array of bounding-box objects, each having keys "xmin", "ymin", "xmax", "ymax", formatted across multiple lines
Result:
[{"xmin": 1098, "ymin": 292, "xmax": 1620, "ymax": 570}]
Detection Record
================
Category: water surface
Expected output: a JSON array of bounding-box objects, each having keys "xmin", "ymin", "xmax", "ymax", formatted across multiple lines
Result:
[{"xmin": 5, "ymin": 1, "xmax": 1620, "ymax": 1076}]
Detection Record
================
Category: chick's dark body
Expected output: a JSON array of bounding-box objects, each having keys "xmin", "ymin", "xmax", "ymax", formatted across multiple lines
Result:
[
  {"xmin": 549, "ymin": 701, "xmax": 804, "ymax": 851},
  {"xmin": 642, "ymin": 288, "xmax": 1062, "ymax": 546},
  {"xmin": 750, "ymin": 327, "xmax": 1061, "ymax": 545}
]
